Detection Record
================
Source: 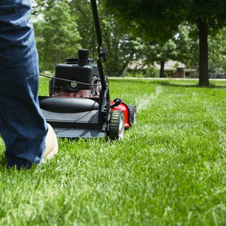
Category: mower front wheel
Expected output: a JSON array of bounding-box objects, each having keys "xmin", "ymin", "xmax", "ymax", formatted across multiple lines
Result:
[{"xmin": 108, "ymin": 110, "xmax": 125, "ymax": 140}]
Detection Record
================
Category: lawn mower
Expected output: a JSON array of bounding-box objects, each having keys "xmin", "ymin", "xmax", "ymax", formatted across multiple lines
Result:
[{"xmin": 39, "ymin": 0, "xmax": 136, "ymax": 140}]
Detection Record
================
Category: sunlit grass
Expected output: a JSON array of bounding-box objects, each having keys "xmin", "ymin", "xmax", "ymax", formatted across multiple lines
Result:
[{"xmin": 0, "ymin": 78, "xmax": 226, "ymax": 225}]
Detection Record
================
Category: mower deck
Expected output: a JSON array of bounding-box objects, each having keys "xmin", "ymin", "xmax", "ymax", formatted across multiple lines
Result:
[
  {"xmin": 50, "ymin": 128, "xmax": 105, "ymax": 138},
  {"xmin": 39, "ymin": 96, "xmax": 106, "ymax": 138}
]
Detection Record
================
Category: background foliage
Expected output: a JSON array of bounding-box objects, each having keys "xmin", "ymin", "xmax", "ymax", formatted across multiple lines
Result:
[
  {"xmin": 105, "ymin": 0, "xmax": 226, "ymax": 86},
  {"xmin": 31, "ymin": 0, "xmax": 226, "ymax": 84}
]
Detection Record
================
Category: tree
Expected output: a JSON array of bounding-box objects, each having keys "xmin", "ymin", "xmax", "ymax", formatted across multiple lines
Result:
[
  {"xmin": 102, "ymin": 17, "xmax": 144, "ymax": 76},
  {"xmin": 133, "ymin": 24, "xmax": 199, "ymax": 78},
  {"xmin": 142, "ymin": 40, "xmax": 177, "ymax": 78},
  {"xmin": 69, "ymin": 0, "xmax": 144, "ymax": 76},
  {"xmin": 69, "ymin": 0, "xmax": 96, "ymax": 59},
  {"xmin": 105, "ymin": 0, "xmax": 226, "ymax": 86},
  {"xmin": 173, "ymin": 24, "xmax": 199, "ymax": 69},
  {"xmin": 208, "ymin": 28, "xmax": 226, "ymax": 73},
  {"xmin": 32, "ymin": 0, "xmax": 81, "ymax": 71}
]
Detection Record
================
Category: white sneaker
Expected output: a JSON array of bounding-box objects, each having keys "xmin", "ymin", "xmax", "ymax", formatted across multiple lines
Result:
[{"xmin": 43, "ymin": 123, "xmax": 58, "ymax": 161}]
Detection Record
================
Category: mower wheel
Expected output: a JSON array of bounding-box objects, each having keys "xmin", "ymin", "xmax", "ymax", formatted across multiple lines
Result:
[
  {"xmin": 108, "ymin": 110, "xmax": 125, "ymax": 140},
  {"xmin": 128, "ymin": 105, "xmax": 137, "ymax": 124}
]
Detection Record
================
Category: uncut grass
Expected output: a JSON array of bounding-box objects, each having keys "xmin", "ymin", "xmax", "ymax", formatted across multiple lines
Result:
[{"xmin": 0, "ymin": 78, "xmax": 226, "ymax": 225}]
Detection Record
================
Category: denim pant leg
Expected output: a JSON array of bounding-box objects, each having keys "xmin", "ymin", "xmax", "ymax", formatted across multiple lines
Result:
[{"xmin": 0, "ymin": 0, "xmax": 47, "ymax": 169}]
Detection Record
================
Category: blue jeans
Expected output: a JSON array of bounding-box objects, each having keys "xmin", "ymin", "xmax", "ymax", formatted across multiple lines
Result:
[{"xmin": 0, "ymin": 0, "xmax": 47, "ymax": 169}]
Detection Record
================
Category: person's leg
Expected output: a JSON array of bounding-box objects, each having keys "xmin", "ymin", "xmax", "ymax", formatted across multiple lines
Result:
[{"xmin": 0, "ymin": 0, "xmax": 48, "ymax": 169}]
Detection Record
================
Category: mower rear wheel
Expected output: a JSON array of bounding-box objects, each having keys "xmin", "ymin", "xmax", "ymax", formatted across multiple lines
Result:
[
  {"xmin": 128, "ymin": 105, "xmax": 137, "ymax": 124},
  {"xmin": 108, "ymin": 110, "xmax": 125, "ymax": 140}
]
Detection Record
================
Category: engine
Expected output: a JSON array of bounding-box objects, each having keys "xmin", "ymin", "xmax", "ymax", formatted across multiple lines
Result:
[{"xmin": 49, "ymin": 49, "xmax": 101, "ymax": 98}]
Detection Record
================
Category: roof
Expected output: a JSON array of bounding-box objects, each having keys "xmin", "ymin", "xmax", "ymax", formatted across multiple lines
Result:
[
  {"xmin": 127, "ymin": 59, "xmax": 186, "ymax": 71},
  {"xmin": 154, "ymin": 61, "xmax": 185, "ymax": 70}
]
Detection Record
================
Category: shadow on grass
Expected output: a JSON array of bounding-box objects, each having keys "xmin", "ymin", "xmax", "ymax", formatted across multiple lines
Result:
[
  {"xmin": 109, "ymin": 78, "xmax": 226, "ymax": 89},
  {"xmin": 156, "ymin": 81, "xmax": 226, "ymax": 89}
]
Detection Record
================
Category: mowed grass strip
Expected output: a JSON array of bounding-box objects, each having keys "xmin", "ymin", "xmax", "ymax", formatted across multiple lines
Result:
[{"xmin": 0, "ymin": 78, "xmax": 226, "ymax": 226}]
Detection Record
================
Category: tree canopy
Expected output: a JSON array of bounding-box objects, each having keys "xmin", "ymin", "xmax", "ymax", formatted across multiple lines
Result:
[
  {"xmin": 31, "ymin": 0, "xmax": 144, "ymax": 76},
  {"xmin": 33, "ymin": 0, "xmax": 81, "ymax": 71},
  {"xmin": 31, "ymin": 0, "xmax": 226, "ymax": 81}
]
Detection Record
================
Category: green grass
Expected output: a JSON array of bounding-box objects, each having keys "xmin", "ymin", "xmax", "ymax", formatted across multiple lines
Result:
[{"xmin": 1, "ymin": 78, "xmax": 226, "ymax": 225}]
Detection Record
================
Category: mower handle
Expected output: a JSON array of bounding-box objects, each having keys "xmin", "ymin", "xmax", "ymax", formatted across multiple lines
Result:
[{"xmin": 90, "ymin": 0, "xmax": 107, "ymax": 90}]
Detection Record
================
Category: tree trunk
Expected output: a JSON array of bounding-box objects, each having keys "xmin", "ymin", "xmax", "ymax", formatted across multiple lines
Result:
[
  {"xmin": 197, "ymin": 18, "xmax": 209, "ymax": 87},
  {"xmin": 159, "ymin": 61, "xmax": 165, "ymax": 78}
]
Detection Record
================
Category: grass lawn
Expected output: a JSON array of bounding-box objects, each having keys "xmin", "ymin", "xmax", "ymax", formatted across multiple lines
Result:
[{"xmin": 0, "ymin": 78, "xmax": 226, "ymax": 225}]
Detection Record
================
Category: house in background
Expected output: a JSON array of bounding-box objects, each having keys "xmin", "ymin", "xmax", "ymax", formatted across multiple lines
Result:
[
  {"xmin": 126, "ymin": 59, "xmax": 197, "ymax": 78},
  {"xmin": 153, "ymin": 61, "xmax": 197, "ymax": 78}
]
